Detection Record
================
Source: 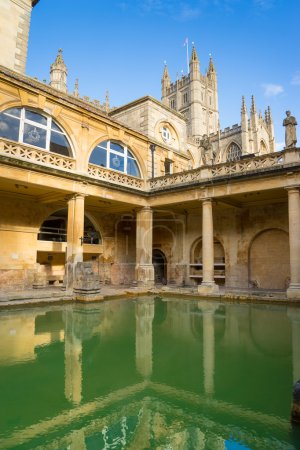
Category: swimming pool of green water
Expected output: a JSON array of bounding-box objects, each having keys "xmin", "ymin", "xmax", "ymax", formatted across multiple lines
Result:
[{"xmin": 0, "ymin": 297, "xmax": 299, "ymax": 449}]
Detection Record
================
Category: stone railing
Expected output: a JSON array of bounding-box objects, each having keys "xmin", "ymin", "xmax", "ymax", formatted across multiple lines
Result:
[
  {"xmin": 211, "ymin": 151, "xmax": 284, "ymax": 177},
  {"xmin": 149, "ymin": 150, "xmax": 295, "ymax": 190},
  {"xmin": 88, "ymin": 163, "xmax": 145, "ymax": 190},
  {"xmin": 0, "ymin": 138, "xmax": 76, "ymax": 171},
  {"xmin": 0, "ymin": 138, "xmax": 145, "ymax": 190}
]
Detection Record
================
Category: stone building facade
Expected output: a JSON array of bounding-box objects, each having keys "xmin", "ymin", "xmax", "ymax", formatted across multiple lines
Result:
[
  {"xmin": 0, "ymin": 0, "xmax": 39, "ymax": 74},
  {"xmin": 0, "ymin": 0, "xmax": 299, "ymax": 299}
]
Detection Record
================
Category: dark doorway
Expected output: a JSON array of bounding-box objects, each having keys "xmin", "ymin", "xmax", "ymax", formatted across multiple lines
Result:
[{"xmin": 153, "ymin": 249, "xmax": 167, "ymax": 284}]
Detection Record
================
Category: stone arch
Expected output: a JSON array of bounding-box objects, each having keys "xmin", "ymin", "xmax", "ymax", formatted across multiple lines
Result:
[
  {"xmin": 87, "ymin": 137, "xmax": 145, "ymax": 179},
  {"xmin": 0, "ymin": 106, "xmax": 75, "ymax": 158},
  {"xmin": 190, "ymin": 237, "xmax": 226, "ymax": 284},
  {"xmin": 153, "ymin": 249, "xmax": 167, "ymax": 284},
  {"xmin": 249, "ymin": 228, "xmax": 289, "ymax": 289},
  {"xmin": 259, "ymin": 139, "xmax": 268, "ymax": 155},
  {"xmin": 191, "ymin": 236, "xmax": 225, "ymax": 263},
  {"xmin": 37, "ymin": 208, "xmax": 102, "ymax": 244},
  {"xmin": 154, "ymin": 120, "xmax": 180, "ymax": 149}
]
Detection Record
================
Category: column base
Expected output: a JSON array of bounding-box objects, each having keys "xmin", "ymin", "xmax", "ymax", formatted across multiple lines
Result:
[
  {"xmin": 287, "ymin": 284, "xmax": 300, "ymax": 299},
  {"xmin": 135, "ymin": 264, "xmax": 155, "ymax": 287},
  {"xmin": 198, "ymin": 282, "xmax": 219, "ymax": 296}
]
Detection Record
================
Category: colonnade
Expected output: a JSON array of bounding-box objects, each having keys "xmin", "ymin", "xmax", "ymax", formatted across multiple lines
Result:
[{"xmin": 62, "ymin": 189, "xmax": 300, "ymax": 298}]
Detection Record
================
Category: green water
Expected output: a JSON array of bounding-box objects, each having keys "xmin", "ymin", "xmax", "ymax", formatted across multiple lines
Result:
[{"xmin": 0, "ymin": 297, "xmax": 299, "ymax": 449}]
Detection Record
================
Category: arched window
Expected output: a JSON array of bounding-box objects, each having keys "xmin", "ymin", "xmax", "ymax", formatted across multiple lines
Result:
[
  {"xmin": 260, "ymin": 140, "xmax": 267, "ymax": 154},
  {"xmin": 226, "ymin": 142, "xmax": 242, "ymax": 162},
  {"xmin": 38, "ymin": 209, "xmax": 101, "ymax": 244},
  {"xmin": 89, "ymin": 140, "xmax": 141, "ymax": 178},
  {"xmin": 0, "ymin": 107, "xmax": 72, "ymax": 156}
]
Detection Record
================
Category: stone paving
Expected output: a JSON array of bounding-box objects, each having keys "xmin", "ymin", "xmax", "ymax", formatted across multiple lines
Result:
[{"xmin": 0, "ymin": 284, "xmax": 298, "ymax": 309}]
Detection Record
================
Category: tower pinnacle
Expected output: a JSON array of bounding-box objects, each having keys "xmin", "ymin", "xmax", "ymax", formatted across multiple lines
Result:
[
  {"xmin": 189, "ymin": 45, "xmax": 200, "ymax": 79},
  {"xmin": 50, "ymin": 49, "xmax": 68, "ymax": 93},
  {"xmin": 241, "ymin": 96, "xmax": 247, "ymax": 114},
  {"xmin": 207, "ymin": 55, "xmax": 216, "ymax": 74},
  {"xmin": 251, "ymin": 95, "xmax": 257, "ymax": 115},
  {"xmin": 161, "ymin": 63, "xmax": 171, "ymax": 102}
]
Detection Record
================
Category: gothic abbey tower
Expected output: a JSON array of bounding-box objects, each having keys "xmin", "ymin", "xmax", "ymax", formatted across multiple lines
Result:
[
  {"xmin": 0, "ymin": 0, "xmax": 39, "ymax": 74},
  {"xmin": 161, "ymin": 46, "xmax": 219, "ymax": 140}
]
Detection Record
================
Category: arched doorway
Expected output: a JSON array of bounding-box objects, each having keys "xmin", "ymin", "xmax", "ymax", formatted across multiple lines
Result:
[
  {"xmin": 153, "ymin": 249, "xmax": 167, "ymax": 284},
  {"xmin": 249, "ymin": 229, "xmax": 289, "ymax": 289}
]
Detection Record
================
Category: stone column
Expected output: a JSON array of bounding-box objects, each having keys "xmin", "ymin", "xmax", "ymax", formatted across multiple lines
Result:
[
  {"xmin": 198, "ymin": 199, "xmax": 219, "ymax": 295},
  {"xmin": 287, "ymin": 188, "xmax": 300, "ymax": 299},
  {"xmin": 135, "ymin": 206, "xmax": 154, "ymax": 286},
  {"xmin": 135, "ymin": 299, "xmax": 154, "ymax": 379},
  {"xmin": 65, "ymin": 194, "xmax": 85, "ymax": 290}
]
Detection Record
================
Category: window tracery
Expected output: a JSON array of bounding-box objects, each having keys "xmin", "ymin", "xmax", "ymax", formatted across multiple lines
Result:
[
  {"xmin": 89, "ymin": 140, "xmax": 141, "ymax": 178},
  {"xmin": 226, "ymin": 142, "xmax": 242, "ymax": 162},
  {"xmin": 0, "ymin": 107, "xmax": 72, "ymax": 157}
]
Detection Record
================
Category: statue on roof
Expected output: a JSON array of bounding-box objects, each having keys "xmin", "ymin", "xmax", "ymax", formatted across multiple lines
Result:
[
  {"xmin": 283, "ymin": 111, "xmax": 297, "ymax": 148},
  {"xmin": 199, "ymin": 134, "xmax": 215, "ymax": 165}
]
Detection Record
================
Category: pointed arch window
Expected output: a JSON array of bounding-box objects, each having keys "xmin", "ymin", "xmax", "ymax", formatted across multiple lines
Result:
[
  {"xmin": 0, "ymin": 107, "xmax": 72, "ymax": 156},
  {"xmin": 226, "ymin": 142, "xmax": 242, "ymax": 162},
  {"xmin": 89, "ymin": 140, "xmax": 141, "ymax": 178}
]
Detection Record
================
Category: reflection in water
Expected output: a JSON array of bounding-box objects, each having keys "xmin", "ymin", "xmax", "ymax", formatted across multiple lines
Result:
[
  {"xmin": 0, "ymin": 310, "xmax": 64, "ymax": 364},
  {"xmin": 0, "ymin": 298, "xmax": 298, "ymax": 449},
  {"xmin": 288, "ymin": 307, "xmax": 300, "ymax": 383},
  {"xmin": 135, "ymin": 299, "xmax": 154, "ymax": 379}
]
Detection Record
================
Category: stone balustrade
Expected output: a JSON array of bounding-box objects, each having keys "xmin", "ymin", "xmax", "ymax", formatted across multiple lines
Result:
[
  {"xmin": 0, "ymin": 137, "xmax": 75, "ymax": 171},
  {"xmin": 0, "ymin": 137, "xmax": 145, "ymax": 190},
  {"xmin": 88, "ymin": 163, "xmax": 145, "ymax": 190},
  {"xmin": 149, "ymin": 149, "xmax": 300, "ymax": 191},
  {"xmin": 1, "ymin": 137, "xmax": 299, "ymax": 193}
]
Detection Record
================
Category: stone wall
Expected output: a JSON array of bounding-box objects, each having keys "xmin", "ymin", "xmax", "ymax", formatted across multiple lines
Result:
[{"xmin": 0, "ymin": 0, "xmax": 33, "ymax": 74}]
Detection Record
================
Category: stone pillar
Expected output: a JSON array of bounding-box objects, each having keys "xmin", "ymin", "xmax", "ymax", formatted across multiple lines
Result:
[
  {"xmin": 198, "ymin": 301, "xmax": 218, "ymax": 395},
  {"xmin": 65, "ymin": 194, "xmax": 85, "ymax": 290},
  {"xmin": 287, "ymin": 188, "xmax": 300, "ymax": 299},
  {"xmin": 135, "ymin": 206, "xmax": 154, "ymax": 286},
  {"xmin": 198, "ymin": 199, "xmax": 219, "ymax": 295},
  {"xmin": 135, "ymin": 299, "xmax": 154, "ymax": 379}
]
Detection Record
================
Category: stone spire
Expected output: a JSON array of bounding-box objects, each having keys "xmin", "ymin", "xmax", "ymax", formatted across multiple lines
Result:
[
  {"xmin": 161, "ymin": 63, "xmax": 171, "ymax": 103},
  {"xmin": 189, "ymin": 45, "xmax": 200, "ymax": 77},
  {"xmin": 105, "ymin": 90, "xmax": 110, "ymax": 113},
  {"xmin": 250, "ymin": 95, "xmax": 259, "ymax": 153},
  {"xmin": 50, "ymin": 49, "xmax": 68, "ymax": 93},
  {"xmin": 207, "ymin": 55, "xmax": 216, "ymax": 75},
  {"xmin": 266, "ymin": 106, "xmax": 275, "ymax": 151},
  {"xmin": 207, "ymin": 55, "xmax": 217, "ymax": 87},
  {"xmin": 241, "ymin": 96, "xmax": 247, "ymax": 115},
  {"xmin": 241, "ymin": 96, "xmax": 249, "ymax": 153},
  {"xmin": 250, "ymin": 95, "xmax": 257, "ymax": 115},
  {"xmin": 73, "ymin": 78, "xmax": 79, "ymax": 97}
]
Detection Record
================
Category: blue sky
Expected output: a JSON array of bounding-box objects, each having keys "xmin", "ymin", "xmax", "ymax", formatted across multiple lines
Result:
[{"xmin": 27, "ymin": 0, "xmax": 300, "ymax": 147}]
